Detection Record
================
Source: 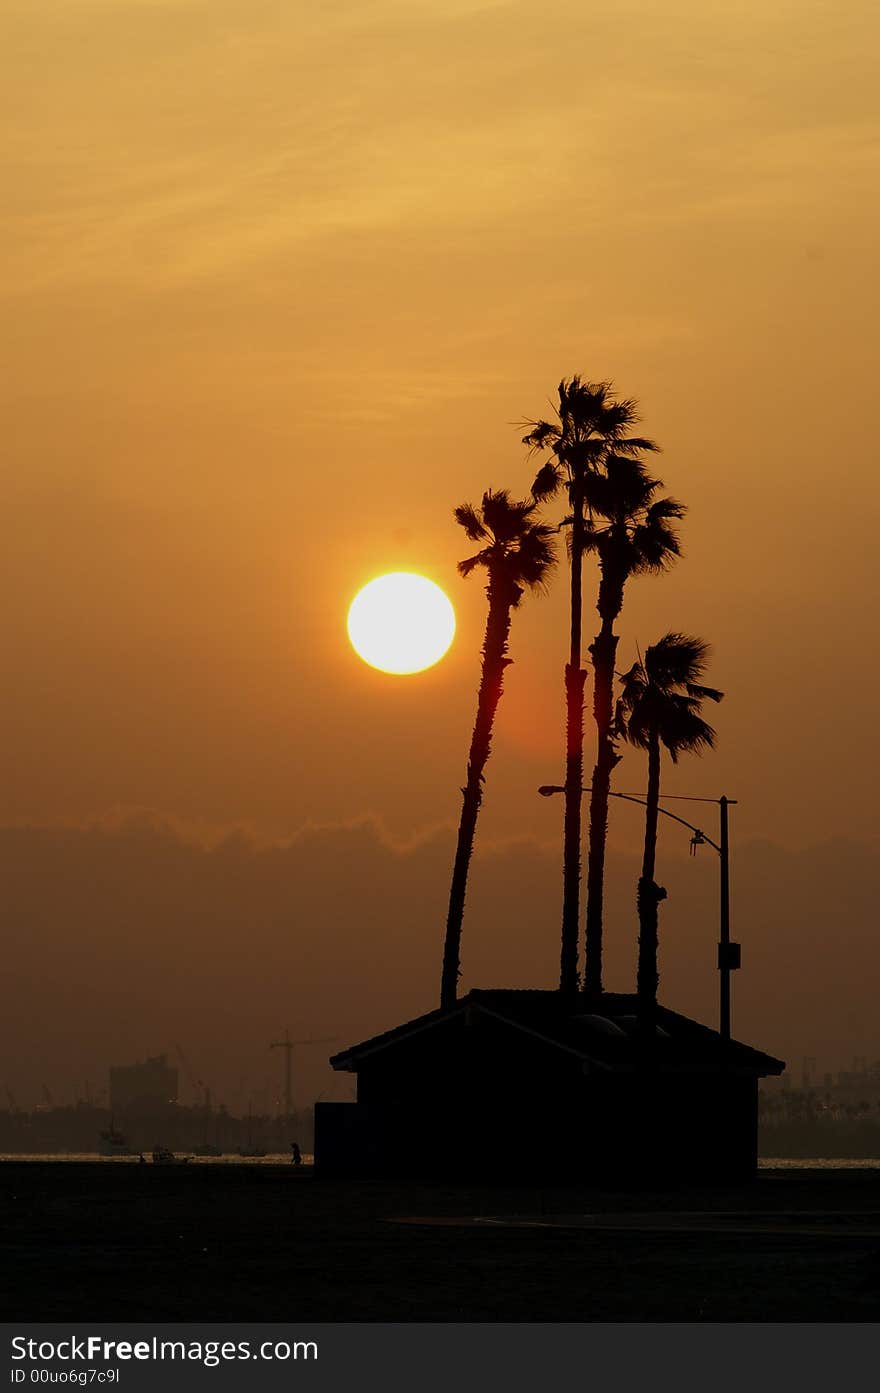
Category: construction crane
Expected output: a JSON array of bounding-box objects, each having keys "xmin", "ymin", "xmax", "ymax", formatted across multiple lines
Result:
[{"xmin": 269, "ymin": 1030, "xmax": 335, "ymax": 1117}]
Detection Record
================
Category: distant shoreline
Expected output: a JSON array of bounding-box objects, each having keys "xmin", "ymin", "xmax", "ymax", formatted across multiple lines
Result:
[
  {"xmin": 0, "ymin": 1152, "xmax": 878, "ymax": 1169},
  {"xmin": 0, "ymin": 1151, "xmax": 311, "ymax": 1165}
]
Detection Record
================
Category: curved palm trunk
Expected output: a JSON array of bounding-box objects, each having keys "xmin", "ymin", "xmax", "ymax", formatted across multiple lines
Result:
[
  {"xmin": 441, "ymin": 573, "xmax": 517, "ymax": 1009},
  {"xmin": 637, "ymin": 731, "xmax": 664, "ymax": 1044},
  {"xmin": 583, "ymin": 586, "xmax": 622, "ymax": 1002},
  {"xmin": 560, "ymin": 482, "xmax": 586, "ymax": 997}
]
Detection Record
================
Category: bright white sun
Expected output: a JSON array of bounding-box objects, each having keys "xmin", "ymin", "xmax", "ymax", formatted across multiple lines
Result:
[{"xmin": 347, "ymin": 572, "xmax": 456, "ymax": 675}]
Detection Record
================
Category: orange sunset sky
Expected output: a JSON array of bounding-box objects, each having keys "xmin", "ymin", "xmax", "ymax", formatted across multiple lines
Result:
[{"xmin": 2, "ymin": 0, "xmax": 879, "ymax": 1108}]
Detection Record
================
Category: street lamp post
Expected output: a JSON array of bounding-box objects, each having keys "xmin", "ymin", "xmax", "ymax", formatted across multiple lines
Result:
[
  {"xmin": 538, "ymin": 785, "xmax": 740, "ymax": 1044},
  {"xmin": 717, "ymin": 795, "xmax": 736, "ymax": 1043}
]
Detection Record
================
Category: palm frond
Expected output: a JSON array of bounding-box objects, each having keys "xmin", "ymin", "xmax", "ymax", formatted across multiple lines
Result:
[
  {"xmin": 531, "ymin": 460, "xmax": 562, "ymax": 501},
  {"xmin": 617, "ymin": 663, "xmax": 647, "ymax": 710},
  {"xmin": 579, "ymin": 517, "xmax": 606, "ymax": 557},
  {"xmin": 662, "ymin": 705, "xmax": 718, "ymax": 762},
  {"xmin": 558, "ymin": 437, "xmax": 607, "ymax": 474},
  {"xmin": 585, "ymin": 456, "xmax": 662, "ymax": 521},
  {"xmin": 455, "ymin": 488, "xmax": 556, "ymax": 595},
  {"xmin": 629, "ymin": 518, "xmax": 682, "ymax": 573},
  {"xmin": 480, "ymin": 488, "xmax": 533, "ymax": 543},
  {"xmin": 520, "ymin": 420, "xmax": 557, "ymax": 451},
  {"xmin": 645, "ymin": 633, "xmax": 711, "ymax": 685},
  {"xmin": 612, "ymin": 434, "xmax": 660, "ymax": 455},
  {"xmin": 454, "ymin": 502, "xmax": 488, "ymax": 542},
  {"xmin": 520, "ymin": 379, "xmax": 661, "ymax": 493},
  {"xmin": 645, "ymin": 496, "xmax": 686, "ymax": 523},
  {"xmin": 593, "ymin": 399, "xmax": 638, "ymax": 435},
  {"xmin": 510, "ymin": 523, "xmax": 557, "ymax": 590},
  {"xmin": 615, "ymin": 632, "xmax": 721, "ymax": 762},
  {"xmin": 458, "ymin": 551, "xmax": 487, "ymax": 577},
  {"xmin": 686, "ymin": 682, "xmax": 724, "ymax": 704}
]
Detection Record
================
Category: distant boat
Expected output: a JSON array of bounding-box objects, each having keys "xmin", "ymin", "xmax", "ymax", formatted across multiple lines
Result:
[
  {"xmin": 98, "ymin": 1125, "xmax": 134, "ymax": 1157},
  {"xmin": 152, "ymin": 1147, "xmax": 189, "ymax": 1164}
]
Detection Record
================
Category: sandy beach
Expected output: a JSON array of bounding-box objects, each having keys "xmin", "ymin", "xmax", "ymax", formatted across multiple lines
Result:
[{"xmin": 2, "ymin": 1161, "xmax": 879, "ymax": 1322}]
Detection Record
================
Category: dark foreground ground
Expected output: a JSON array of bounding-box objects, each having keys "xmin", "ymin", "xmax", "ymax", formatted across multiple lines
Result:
[{"xmin": 3, "ymin": 1163, "xmax": 880, "ymax": 1321}]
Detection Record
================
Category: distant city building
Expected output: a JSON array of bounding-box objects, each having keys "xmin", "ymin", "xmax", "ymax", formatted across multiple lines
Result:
[{"xmin": 109, "ymin": 1054, "xmax": 178, "ymax": 1111}]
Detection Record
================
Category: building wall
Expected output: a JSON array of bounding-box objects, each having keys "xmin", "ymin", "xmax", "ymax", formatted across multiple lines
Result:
[
  {"xmin": 318, "ymin": 1014, "xmax": 760, "ymax": 1184},
  {"xmin": 109, "ymin": 1055, "xmax": 179, "ymax": 1111}
]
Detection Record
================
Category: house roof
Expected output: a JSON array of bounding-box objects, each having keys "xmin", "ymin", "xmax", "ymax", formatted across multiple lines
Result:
[{"xmin": 330, "ymin": 988, "xmax": 786, "ymax": 1078}]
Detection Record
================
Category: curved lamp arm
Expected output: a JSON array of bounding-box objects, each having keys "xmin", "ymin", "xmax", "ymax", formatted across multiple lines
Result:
[{"xmin": 538, "ymin": 784, "xmax": 721, "ymax": 854}]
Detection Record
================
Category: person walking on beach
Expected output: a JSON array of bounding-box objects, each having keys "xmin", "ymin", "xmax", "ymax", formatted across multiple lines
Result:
[{"xmin": 290, "ymin": 1142, "xmax": 302, "ymax": 1166}]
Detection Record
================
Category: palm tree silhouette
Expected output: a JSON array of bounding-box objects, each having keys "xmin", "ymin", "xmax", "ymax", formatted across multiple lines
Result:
[
  {"xmin": 440, "ymin": 490, "xmax": 556, "ymax": 1009},
  {"xmin": 616, "ymin": 633, "xmax": 723, "ymax": 1037},
  {"xmin": 580, "ymin": 455, "xmax": 685, "ymax": 1001},
  {"xmin": 523, "ymin": 379, "xmax": 656, "ymax": 995}
]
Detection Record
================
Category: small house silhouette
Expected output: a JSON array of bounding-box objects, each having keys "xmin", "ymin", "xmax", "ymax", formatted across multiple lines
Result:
[{"xmin": 315, "ymin": 989, "xmax": 784, "ymax": 1184}]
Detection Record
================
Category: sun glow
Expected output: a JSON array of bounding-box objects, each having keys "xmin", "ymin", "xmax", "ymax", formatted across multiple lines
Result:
[{"xmin": 347, "ymin": 573, "xmax": 456, "ymax": 675}]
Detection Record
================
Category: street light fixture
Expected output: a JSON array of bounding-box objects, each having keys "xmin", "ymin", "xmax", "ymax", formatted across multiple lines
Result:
[{"xmin": 538, "ymin": 785, "xmax": 740, "ymax": 1044}]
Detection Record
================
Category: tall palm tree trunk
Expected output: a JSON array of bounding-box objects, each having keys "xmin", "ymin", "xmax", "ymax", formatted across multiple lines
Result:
[
  {"xmin": 583, "ymin": 604, "xmax": 621, "ymax": 1002},
  {"xmin": 619, "ymin": 634, "xmax": 721, "ymax": 1051},
  {"xmin": 637, "ymin": 731, "xmax": 663, "ymax": 1040},
  {"xmin": 560, "ymin": 485, "xmax": 586, "ymax": 996},
  {"xmin": 441, "ymin": 574, "xmax": 517, "ymax": 1009}
]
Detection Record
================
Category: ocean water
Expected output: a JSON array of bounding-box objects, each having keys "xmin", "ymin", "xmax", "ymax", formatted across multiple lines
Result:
[
  {"xmin": 758, "ymin": 1157, "xmax": 880, "ymax": 1169},
  {"xmin": 0, "ymin": 1152, "xmax": 313, "ymax": 1165},
  {"xmin": 0, "ymin": 1154, "xmax": 877, "ymax": 1168}
]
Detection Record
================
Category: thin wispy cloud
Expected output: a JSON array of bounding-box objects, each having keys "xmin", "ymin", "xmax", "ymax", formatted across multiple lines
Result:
[{"xmin": 6, "ymin": 0, "xmax": 877, "ymax": 295}]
